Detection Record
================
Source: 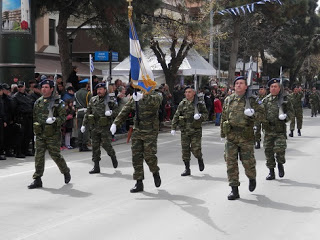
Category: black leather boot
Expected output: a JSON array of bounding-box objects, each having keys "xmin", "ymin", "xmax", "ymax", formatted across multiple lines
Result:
[
  {"xmin": 298, "ymin": 129, "xmax": 301, "ymax": 136},
  {"xmin": 266, "ymin": 168, "xmax": 275, "ymax": 180},
  {"xmin": 249, "ymin": 179, "xmax": 256, "ymax": 192},
  {"xmin": 111, "ymin": 155, "xmax": 118, "ymax": 168},
  {"xmin": 153, "ymin": 172, "xmax": 161, "ymax": 188},
  {"xmin": 89, "ymin": 162, "xmax": 100, "ymax": 174},
  {"xmin": 130, "ymin": 180, "xmax": 144, "ymax": 193},
  {"xmin": 64, "ymin": 172, "xmax": 71, "ymax": 184},
  {"xmin": 28, "ymin": 178, "xmax": 43, "ymax": 189},
  {"xmin": 255, "ymin": 141, "xmax": 260, "ymax": 149},
  {"xmin": 278, "ymin": 163, "xmax": 285, "ymax": 178},
  {"xmin": 181, "ymin": 161, "xmax": 191, "ymax": 176},
  {"xmin": 228, "ymin": 186, "xmax": 240, "ymax": 200},
  {"xmin": 289, "ymin": 130, "xmax": 293, "ymax": 137},
  {"xmin": 198, "ymin": 158, "xmax": 205, "ymax": 171}
]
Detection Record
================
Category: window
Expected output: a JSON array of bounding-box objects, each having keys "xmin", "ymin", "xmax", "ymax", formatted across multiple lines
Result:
[{"xmin": 49, "ymin": 19, "xmax": 56, "ymax": 46}]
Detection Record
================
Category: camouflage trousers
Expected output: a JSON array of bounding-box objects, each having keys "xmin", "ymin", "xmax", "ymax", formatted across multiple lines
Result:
[
  {"xmin": 224, "ymin": 134, "xmax": 256, "ymax": 187},
  {"xmin": 91, "ymin": 126, "xmax": 116, "ymax": 162},
  {"xmin": 254, "ymin": 122, "xmax": 262, "ymax": 142},
  {"xmin": 33, "ymin": 134, "xmax": 70, "ymax": 179},
  {"xmin": 311, "ymin": 103, "xmax": 318, "ymax": 116},
  {"xmin": 131, "ymin": 130, "xmax": 160, "ymax": 180},
  {"xmin": 181, "ymin": 130, "xmax": 203, "ymax": 162},
  {"xmin": 264, "ymin": 133, "xmax": 286, "ymax": 169},
  {"xmin": 290, "ymin": 110, "xmax": 303, "ymax": 130}
]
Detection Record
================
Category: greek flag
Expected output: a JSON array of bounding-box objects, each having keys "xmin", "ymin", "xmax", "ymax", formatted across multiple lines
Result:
[
  {"xmin": 129, "ymin": 20, "xmax": 156, "ymax": 93},
  {"xmin": 90, "ymin": 55, "xmax": 94, "ymax": 73}
]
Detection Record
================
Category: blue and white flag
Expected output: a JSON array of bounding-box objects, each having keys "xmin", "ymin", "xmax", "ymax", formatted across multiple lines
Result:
[
  {"xmin": 129, "ymin": 19, "xmax": 156, "ymax": 93},
  {"xmin": 90, "ymin": 55, "xmax": 94, "ymax": 73}
]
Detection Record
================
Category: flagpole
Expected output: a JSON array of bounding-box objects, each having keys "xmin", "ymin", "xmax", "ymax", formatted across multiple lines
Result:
[{"xmin": 89, "ymin": 54, "xmax": 93, "ymax": 94}]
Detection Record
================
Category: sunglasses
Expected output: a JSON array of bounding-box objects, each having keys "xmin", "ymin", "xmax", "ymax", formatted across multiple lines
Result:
[{"xmin": 18, "ymin": 85, "xmax": 24, "ymax": 88}]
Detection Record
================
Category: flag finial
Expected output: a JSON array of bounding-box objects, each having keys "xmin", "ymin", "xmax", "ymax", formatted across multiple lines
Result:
[{"xmin": 127, "ymin": 0, "xmax": 133, "ymax": 18}]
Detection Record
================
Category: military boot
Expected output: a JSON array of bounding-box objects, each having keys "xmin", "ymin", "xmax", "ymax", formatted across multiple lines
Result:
[
  {"xmin": 89, "ymin": 162, "xmax": 100, "ymax": 174},
  {"xmin": 255, "ymin": 141, "xmax": 261, "ymax": 149},
  {"xmin": 64, "ymin": 172, "xmax": 71, "ymax": 184},
  {"xmin": 249, "ymin": 179, "xmax": 256, "ymax": 192},
  {"xmin": 130, "ymin": 180, "xmax": 144, "ymax": 193},
  {"xmin": 228, "ymin": 186, "xmax": 240, "ymax": 200},
  {"xmin": 298, "ymin": 129, "xmax": 301, "ymax": 136},
  {"xmin": 111, "ymin": 155, "xmax": 118, "ymax": 168},
  {"xmin": 28, "ymin": 178, "xmax": 43, "ymax": 189},
  {"xmin": 278, "ymin": 163, "xmax": 285, "ymax": 178},
  {"xmin": 181, "ymin": 161, "xmax": 191, "ymax": 176},
  {"xmin": 266, "ymin": 168, "xmax": 275, "ymax": 180},
  {"xmin": 289, "ymin": 130, "xmax": 293, "ymax": 137},
  {"xmin": 153, "ymin": 172, "xmax": 161, "ymax": 188},
  {"xmin": 198, "ymin": 158, "xmax": 205, "ymax": 171}
]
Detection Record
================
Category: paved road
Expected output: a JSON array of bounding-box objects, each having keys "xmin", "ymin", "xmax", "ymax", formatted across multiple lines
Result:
[{"xmin": 1, "ymin": 110, "xmax": 319, "ymax": 240}]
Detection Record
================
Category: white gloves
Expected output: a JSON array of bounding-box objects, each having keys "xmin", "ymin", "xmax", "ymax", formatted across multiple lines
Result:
[
  {"xmin": 80, "ymin": 126, "xmax": 86, "ymax": 133},
  {"xmin": 46, "ymin": 117, "xmax": 56, "ymax": 124},
  {"xmin": 105, "ymin": 110, "xmax": 112, "ymax": 116},
  {"xmin": 133, "ymin": 92, "xmax": 143, "ymax": 101},
  {"xmin": 194, "ymin": 113, "xmax": 201, "ymax": 120},
  {"xmin": 171, "ymin": 130, "xmax": 176, "ymax": 136},
  {"xmin": 244, "ymin": 108, "xmax": 255, "ymax": 117},
  {"xmin": 279, "ymin": 114, "xmax": 287, "ymax": 120},
  {"xmin": 110, "ymin": 123, "xmax": 117, "ymax": 135}
]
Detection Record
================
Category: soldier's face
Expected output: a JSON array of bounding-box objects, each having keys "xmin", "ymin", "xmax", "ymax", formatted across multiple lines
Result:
[
  {"xmin": 294, "ymin": 88, "xmax": 299, "ymax": 93},
  {"xmin": 259, "ymin": 88, "xmax": 266, "ymax": 95},
  {"xmin": 97, "ymin": 87, "xmax": 107, "ymax": 97},
  {"xmin": 41, "ymin": 84, "xmax": 53, "ymax": 98},
  {"xmin": 185, "ymin": 89, "xmax": 195, "ymax": 101},
  {"xmin": 270, "ymin": 83, "xmax": 281, "ymax": 96},
  {"xmin": 234, "ymin": 80, "xmax": 247, "ymax": 95}
]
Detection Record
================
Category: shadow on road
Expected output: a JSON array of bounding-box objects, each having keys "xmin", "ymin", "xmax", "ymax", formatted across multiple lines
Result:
[
  {"xmin": 98, "ymin": 170, "xmax": 132, "ymax": 180},
  {"xmin": 276, "ymin": 179, "xmax": 320, "ymax": 189},
  {"xmin": 239, "ymin": 194, "xmax": 320, "ymax": 213},
  {"xmin": 137, "ymin": 189, "xmax": 227, "ymax": 234},
  {"xmin": 190, "ymin": 174, "xmax": 228, "ymax": 183},
  {"xmin": 41, "ymin": 184, "xmax": 92, "ymax": 198}
]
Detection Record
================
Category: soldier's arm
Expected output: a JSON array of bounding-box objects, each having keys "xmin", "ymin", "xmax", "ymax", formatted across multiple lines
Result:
[
  {"xmin": 285, "ymin": 98, "xmax": 294, "ymax": 122},
  {"xmin": 171, "ymin": 101, "xmax": 183, "ymax": 130},
  {"xmin": 220, "ymin": 99, "xmax": 228, "ymax": 138},
  {"xmin": 83, "ymin": 98, "xmax": 93, "ymax": 126},
  {"xmin": 251, "ymin": 98, "xmax": 265, "ymax": 122},
  {"xmin": 55, "ymin": 100, "xmax": 67, "ymax": 126},
  {"xmin": 113, "ymin": 97, "xmax": 134, "ymax": 127},
  {"xmin": 198, "ymin": 102, "xmax": 208, "ymax": 122}
]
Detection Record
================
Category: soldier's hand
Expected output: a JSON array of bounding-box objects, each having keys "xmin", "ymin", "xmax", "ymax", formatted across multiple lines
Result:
[
  {"xmin": 80, "ymin": 126, "xmax": 86, "ymax": 133},
  {"xmin": 171, "ymin": 130, "xmax": 176, "ymax": 136},
  {"xmin": 110, "ymin": 123, "xmax": 117, "ymax": 135},
  {"xmin": 244, "ymin": 108, "xmax": 255, "ymax": 117},
  {"xmin": 105, "ymin": 110, "xmax": 112, "ymax": 116},
  {"xmin": 278, "ymin": 114, "xmax": 287, "ymax": 120},
  {"xmin": 46, "ymin": 117, "xmax": 56, "ymax": 124},
  {"xmin": 194, "ymin": 113, "xmax": 201, "ymax": 120},
  {"xmin": 133, "ymin": 92, "xmax": 143, "ymax": 101}
]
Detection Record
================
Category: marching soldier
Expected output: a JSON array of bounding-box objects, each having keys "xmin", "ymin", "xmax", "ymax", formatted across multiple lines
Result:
[
  {"xmin": 81, "ymin": 83, "xmax": 118, "ymax": 174},
  {"xmin": 171, "ymin": 85, "xmax": 208, "ymax": 176},
  {"xmin": 28, "ymin": 79, "xmax": 71, "ymax": 189},
  {"xmin": 309, "ymin": 87, "xmax": 319, "ymax": 117},
  {"xmin": 254, "ymin": 85, "xmax": 267, "ymax": 149},
  {"xmin": 262, "ymin": 78, "xmax": 293, "ymax": 181},
  {"xmin": 220, "ymin": 76, "xmax": 264, "ymax": 200},
  {"xmin": 288, "ymin": 86, "xmax": 303, "ymax": 137},
  {"xmin": 110, "ymin": 89, "xmax": 162, "ymax": 193}
]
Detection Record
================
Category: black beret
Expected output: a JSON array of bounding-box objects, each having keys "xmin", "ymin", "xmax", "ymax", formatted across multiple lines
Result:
[
  {"xmin": 234, "ymin": 76, "xmax": 245, "ymax": 85},
  {"xmin": 1, "ymin": 83, "xmax": 10, "ymax": 90},
  {"xmin": 95, "ymin": 82, "xmax": 106, "ymax": 89},
  {"xmin": 17, "ymin": 81, "xmax": 25, "ymax": 87},
  {"xmin": 66, "ymin": 86, "xmax": 75, "ymax": 91},
  {"xmin": 259, "ymin": 85, "xmax": 266, "ymax": 89},
  {"xmin": 267, "ymin": 78, "xmax": 280, "ymax": 87},
  {"xmin": 184, "ymin": 85, "xmax": 195, "ymax": 92},
  {"xmin": 40, "ymin": 79, "xmax": 54, "ymax": 88}
]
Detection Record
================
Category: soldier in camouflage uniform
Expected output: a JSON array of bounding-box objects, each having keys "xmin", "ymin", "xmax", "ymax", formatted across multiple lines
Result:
[
  {"xmin": 254, "ymin": 85, "xmax": 267, "ymax": 149},
  {"xmin": 171, "ymin": 86, "xmax": 208, "ymax": 176},
  {"xmin": 220, "ymin": 76, "xmax": 264, "ymax": 200},
  {"xmin": 111, "ymin": 89, "xmax": 162, "ymax": 193},
  {"xmin": 28, "ymin": 79, "xmax": 71, "ymax": 189},
  {"xmin": 81, "ymin": 83, "xmax": 118, "ymax": 174},
  {"xmin": 262, "ymin": 78, "xmax": 294, "ymax": 181},
  {"xmin": 288, "ymin": 86, "xmax": 303, "ymax": 137},
  {"xmin": 309, "ymin": 87, "xmax": 319, "ymax": 117}
]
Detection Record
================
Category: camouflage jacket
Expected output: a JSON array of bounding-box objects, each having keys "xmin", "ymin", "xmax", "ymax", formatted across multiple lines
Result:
[
  {"xmin": 33, "ymin": 96, "xmax": 66, "ymax": 136},
  {"xmin": 171, "ymin": 97, "xmax": 208, "ymax": 132},
  {"xmin": 289, "ymin": 92, "xmax": 303, "ymax": 111},
  {"xmin": 261, "ymin": 93, "xmax": 294, "ymax": 134},
  {"xmin": 220, "ymin": 94, "xmax": 264, "ymax": 138},
  {"xmin": 309, "ymin": 92, "xmax": 320, "ymax": 104},
  {"xmin": 83, "ymin": 94, "xmax": 117, "ymax": 128},
  {"xmin": 113, "ymin": 91, "xmax": 162, "ymax": 133}
]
